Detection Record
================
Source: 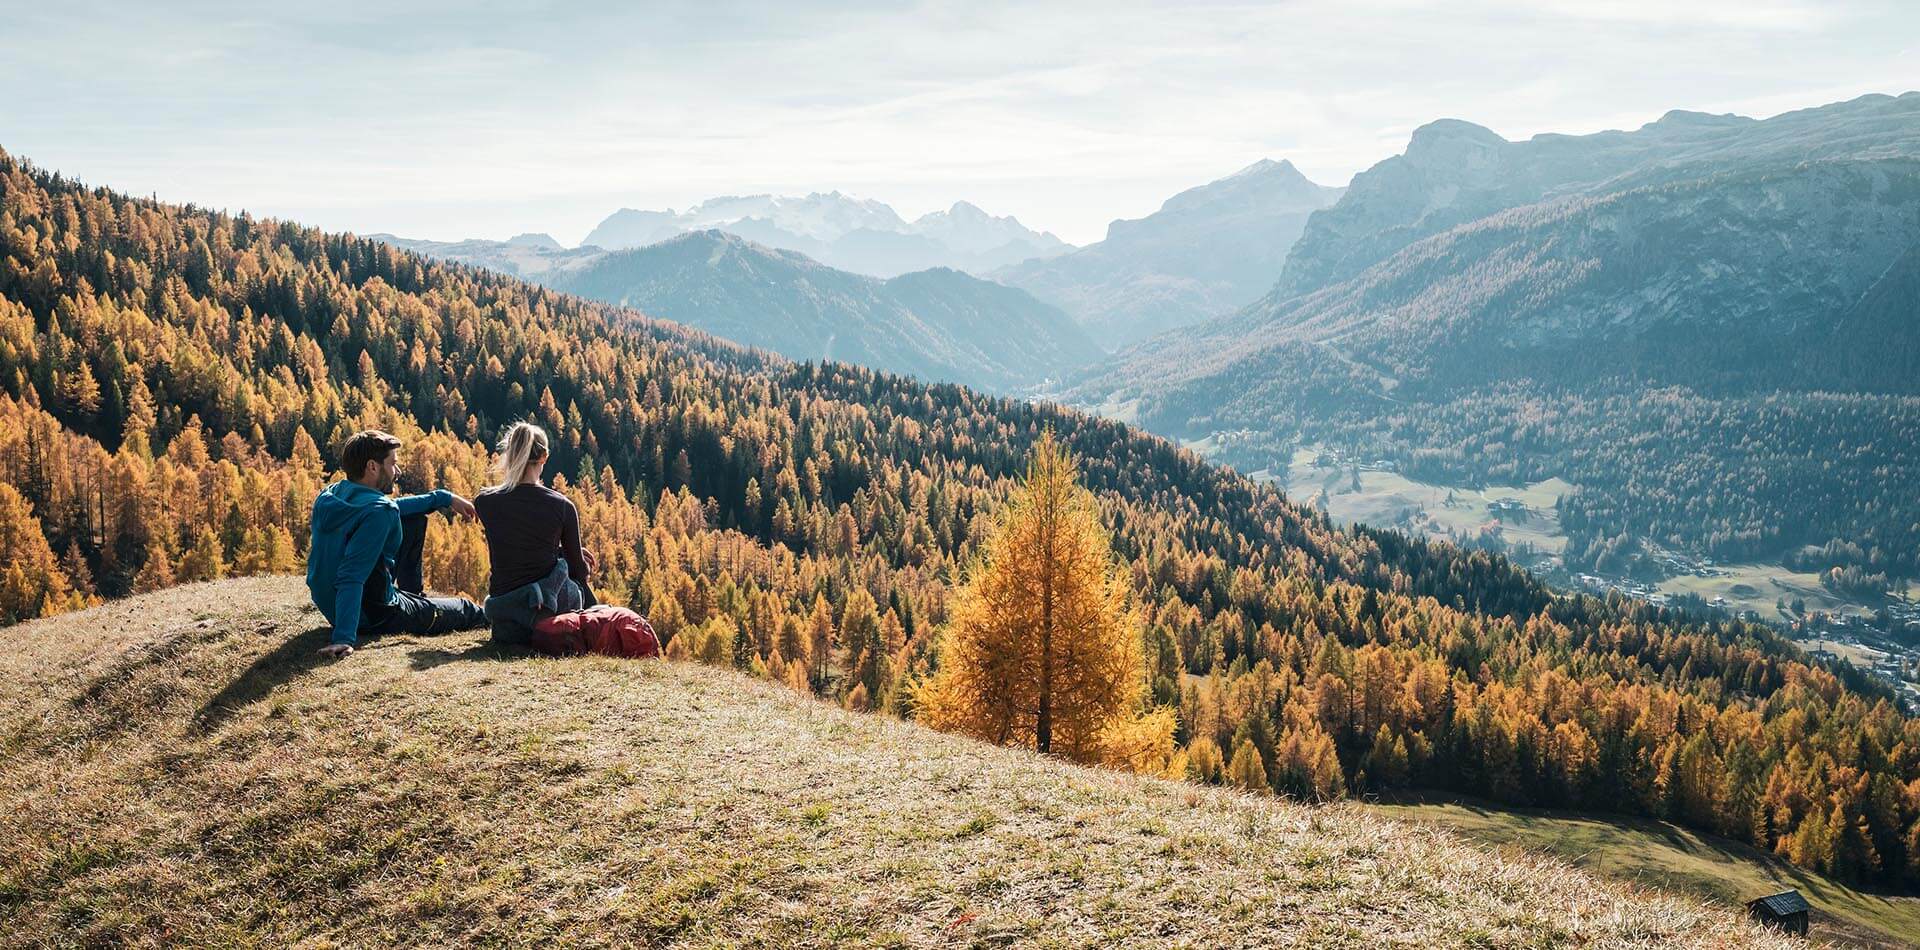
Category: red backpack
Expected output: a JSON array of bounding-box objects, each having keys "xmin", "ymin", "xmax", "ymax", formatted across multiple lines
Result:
[{"xmin": 531, "ymin": 605, "xmax": 661, "ymax": 659}]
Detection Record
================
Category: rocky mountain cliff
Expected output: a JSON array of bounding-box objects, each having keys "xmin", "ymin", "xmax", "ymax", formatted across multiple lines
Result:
[
  {"xmin": 1277, "ymin": 91, "xmax": 1920, "ymax": 298},
  {"xmin": 997, "ymin": 159, "xmax": 1343, "ymax": 347},
  {"xmin": 1073, "ymin": 92, "xmax": 1920, "ymax": 418}
]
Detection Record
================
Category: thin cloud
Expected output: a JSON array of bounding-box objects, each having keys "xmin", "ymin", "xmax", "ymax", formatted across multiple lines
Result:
[{"xmin": 1, "ymin": 0, "xmax": 1910, "ymax": 245}]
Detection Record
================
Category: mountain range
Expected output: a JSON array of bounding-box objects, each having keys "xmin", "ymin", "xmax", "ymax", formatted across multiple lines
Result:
[
  {"xmin": 996, "ymin": 159, "xmax": 1344, "ymax": 347},
  {"xmin": 365, "ymin": 231, "xmax": 600, "ymax": 280},
  {"xmin": 1072, "ymin": 92, "xmax": 1920, "ymax": 413},
  {"xmin": 582, "ymin": 193, "xmax": 1073, "ymax": 278},
  {"xmin": 550, "ymin": 230, "xmax": 1099, "ymax": 392},
  {"xmin": 1063, "ymin": 90, "xmax": 1920, "ymax": 581},
  {"xmin": 373, "ymin": 229, "xmax": 1099, "ymax": 394},
  {"xmin": 381, "ymin": 91, "xmax": 1920, "ymax": 587}
]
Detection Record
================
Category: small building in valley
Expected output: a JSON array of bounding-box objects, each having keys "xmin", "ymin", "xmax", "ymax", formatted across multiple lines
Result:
[{"xmin": 1745, "ymin": 889, "xmax": 1810, "ymax": 936}]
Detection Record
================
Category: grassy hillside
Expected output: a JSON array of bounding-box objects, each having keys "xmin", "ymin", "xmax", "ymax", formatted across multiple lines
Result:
[
  {"xmin": 1372, "ymin": 794, "xmax": 1920, "ymax": 949},
  {"xmin": 5, "ymin": 143, "xmax": 1917, "ymax": 899},
  {"xmin": 0, "ymin": 578, "xmax": 1788, "ymax": 948}
]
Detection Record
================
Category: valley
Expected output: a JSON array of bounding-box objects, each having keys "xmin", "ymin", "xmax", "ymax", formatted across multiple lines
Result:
[
  {"xmin": 1223, "ymin": 441, "xmax": 1920, "ymax": 706},
  {"xmin": 1068, "ymin": 93, "xmax": 1920, "ymax": 626},
  {"xmin": 10, "ymin": 7, "xmax": 1920, "ymax": 945}
]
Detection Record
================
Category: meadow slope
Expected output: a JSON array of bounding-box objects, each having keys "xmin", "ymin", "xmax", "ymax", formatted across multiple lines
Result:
[{"xmin": 0, "ymin": 577, "xmax": 1797, "ymax": 948}]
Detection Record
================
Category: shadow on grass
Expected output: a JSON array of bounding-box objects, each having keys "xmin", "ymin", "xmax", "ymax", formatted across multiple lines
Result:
[
  {"xmin": 1388, "ymin": 788, "xmax": 1920, "ymax": 901},
  {"xmin": 189, "ymin": 625, "xmax": 332, "ymax": 734},
  {"xmin": 407, "ymin": 640, "xmax": 528, "ymax": 670},
  {"xmin": 186, "ymin": 628, "xmax": 530, "ymax": 732}
]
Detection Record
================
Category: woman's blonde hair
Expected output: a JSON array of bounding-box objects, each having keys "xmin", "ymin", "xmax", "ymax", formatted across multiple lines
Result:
[{"xmin": 492, "ymin": 421, "xmax": 550, "ymax": 490}]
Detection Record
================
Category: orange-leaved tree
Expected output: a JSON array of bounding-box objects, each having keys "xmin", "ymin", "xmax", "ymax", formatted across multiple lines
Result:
[{"xmin": 917, "ymin": 429, "xmax": 1173, "ymax": 771}]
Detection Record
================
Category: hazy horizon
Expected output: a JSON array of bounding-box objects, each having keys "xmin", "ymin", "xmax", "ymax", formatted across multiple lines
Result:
[{"xmin": 4, "ymin": 0, "xmax": 1914, "ymax": 246}]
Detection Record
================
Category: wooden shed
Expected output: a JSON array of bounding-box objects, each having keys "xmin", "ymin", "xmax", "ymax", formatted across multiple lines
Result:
[{"xmin": 1745, "ymin": 889, "xmax": 1810, "ymax": 936}]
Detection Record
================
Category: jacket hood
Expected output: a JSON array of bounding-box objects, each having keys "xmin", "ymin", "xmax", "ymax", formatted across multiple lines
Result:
[{"xmin": 312, "ymin": 479, "xmax": 394, "ymax": 535}]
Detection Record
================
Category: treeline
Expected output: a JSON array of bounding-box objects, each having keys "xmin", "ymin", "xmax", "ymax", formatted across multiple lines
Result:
[{"xmin": 6, "ymin": 147, "xmax": 1920, "ymax": 887}]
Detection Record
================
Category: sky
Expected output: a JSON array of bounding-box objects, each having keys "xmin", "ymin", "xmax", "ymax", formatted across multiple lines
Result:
[{"xmin": 3, "ymin": 0, "xmax": 1914, "ymax": 247}]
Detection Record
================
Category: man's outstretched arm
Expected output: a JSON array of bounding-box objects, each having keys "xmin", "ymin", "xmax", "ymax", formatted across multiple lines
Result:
[
  {"xmin": 395, "ymin": 489, "xmax": 452, "ymax": 518},
  {"xmin": 396, "ymin": 488, "xmax": 476, "ymax": 520}
]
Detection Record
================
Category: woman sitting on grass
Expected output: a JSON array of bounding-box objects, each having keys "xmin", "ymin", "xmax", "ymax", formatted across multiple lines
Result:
[{"xmin": 475, "ymin": 421, "xmax": 596, "ymax": 645}]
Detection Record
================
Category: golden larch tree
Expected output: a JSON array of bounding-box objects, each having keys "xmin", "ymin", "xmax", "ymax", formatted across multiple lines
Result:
[
  {"xmin": 0, "ymin": 483, "xmax": 77, "ymax": 621},
  {"xmin": 917, "ymin": 429, "xmax": 1169, "ymax": 769}
]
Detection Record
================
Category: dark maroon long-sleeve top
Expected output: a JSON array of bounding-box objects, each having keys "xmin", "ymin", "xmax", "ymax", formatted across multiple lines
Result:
[{"xmin": 474, "ymin": 483, "xmax": 589, "ymax": 596}]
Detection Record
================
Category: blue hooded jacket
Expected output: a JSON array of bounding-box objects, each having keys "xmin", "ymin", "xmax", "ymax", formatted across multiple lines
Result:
[{"xmin": 305, "ymin": 480, "xmax": 452, "ymax": 646}]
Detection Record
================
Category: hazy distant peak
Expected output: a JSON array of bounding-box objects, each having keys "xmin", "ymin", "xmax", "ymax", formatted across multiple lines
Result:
[
  {"xmin": 1644, "ymin": 109, "xmax": 1756, "ymax": 131},
  {"xmin": 1398, "ymin": 119, "xmax": 1508, "ymax": 176},
  {"xmin": 914, "ymin": 200, "xmax": 981, "ymax": 221},
  {"xmin": 583, "ymin": 191, "xmax": 1069, "ymax": 276},
  {"xmin": 1147, "ymin": 156, "xmax": 1340, "ymax": 222},
  {"xmin": 908, "ymin": 201, "xmax": 1068, "ymax": 258},
  {"xmin": 996, "ymin": 157, "xmax": 1343, "ymax": 347},
  {"xmin": 1227, "ymin": 157, "xmax": 1302, "ymax": 180},
  {"xmin": 506, "ymin": 232, "xmax": 562, "ymax": 250},
  {"xmin": 1406, "ymin": 118, "xmax": 1506, "ymax": 152},
  {"xmin": 695, "ymin": 193, "xmax": 767, "ymax": 206},
  {"xmin": 667, "ymin": 227, "xmax": 752, "ymax": 248}
]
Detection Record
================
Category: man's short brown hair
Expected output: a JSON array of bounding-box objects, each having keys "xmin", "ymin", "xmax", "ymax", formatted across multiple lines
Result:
[{"xmin": 340, "ymin": 430, "xmax": 403, "ymax": 480}]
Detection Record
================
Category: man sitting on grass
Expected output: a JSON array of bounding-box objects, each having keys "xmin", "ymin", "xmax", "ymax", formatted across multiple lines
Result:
[{"xmin": 306, "ymin": 430, "xmax": 486, "ymax": 658}]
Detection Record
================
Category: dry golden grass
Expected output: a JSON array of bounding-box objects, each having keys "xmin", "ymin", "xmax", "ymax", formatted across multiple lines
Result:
[
  {"xmin": 1372, "ymin": 795, "xmax": 1917, "ymax": 948},
  {"xmin": 2, "ymin": 577, "xmax": 1802, "ymax": 948}
]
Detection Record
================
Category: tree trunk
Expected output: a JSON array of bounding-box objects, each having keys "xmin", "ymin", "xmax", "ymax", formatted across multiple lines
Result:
[{"xmin": 1037, "ymin": 462, "xmax": 1055, "ymax": 755}]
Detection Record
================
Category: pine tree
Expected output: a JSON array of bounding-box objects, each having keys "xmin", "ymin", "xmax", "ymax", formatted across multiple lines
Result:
[
  {"xmin": 1227, "ymin": 737, "xmax": 1268, "ymax": 791},
  {"xmin": 776, "ymin": 613, "xmax": 810, "ymax": 668},
  {"xmin": 291, "ymin": 428, "xmax": 324, "ymax": 479},
  {"xmin": 233, "ymin": 528, "xmax": 272, "ymax": 575},
  {"xmin": 697, "ymin": 616, "xmax": 734, "ymax": 666},
  {"xmin": 177, "ymin": 526, "xmax": 227, "ymax": 582},
  {"xmin": 132, "ymin": 537, "xmax": 175, "ymax": 594},
  {"xmin": 839, "ymin": 587, "xmax": 885, "ymax": 700},
  {"xmin": 731, "ymin": 615, "xmax": 755, "ymax": 670},
  {"xmin": 1367, "ymin": 728, "xmax": 1410, "ymax": 788},
  {"xmin": 806, "ymin": 593, "xmax": 835, "ymax": 690},
  {"xmin": 1186, "ymin": 736, "xmax": 1226, "ymax": 784},
  {"xmin": 1276, "ymin": 719, "xmax": 1346, "ymax": 801},
  {"xmin": 1549, "ymin": 719, "xmax": 1599, "ymax": 804},
  {"xmin": 262, "ymin": 525, "xmax": 299, "ymax": 573},
  {"xmin": 60, "ymin": 540, "xmax": 96, "ymax": 598},
  {"xmin": 917, "ymin": 430, "xmax": 1159, "ymax": 768},
  {"xmin": 60, "ymin": 361, "xmax": 101, "ymax": 416},
  {"xmin": 122, "ymin": 375, "xmax": 157, "ymax": 457}
]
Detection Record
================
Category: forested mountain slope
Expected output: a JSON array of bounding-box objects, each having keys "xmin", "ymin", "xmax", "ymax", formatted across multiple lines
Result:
[
  {"xmin": 1067, "ymin": 92, "xmax": 1920, "ymax": 581},
  {"xmin": 0, "ymin": 578, "xmax": 1789, "ymax": 948},
  {"xmin": 3, "ymin": 145, "xmax": 1919, "ymax": 890}
]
